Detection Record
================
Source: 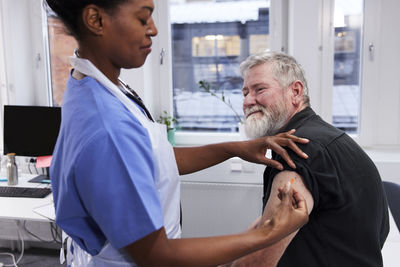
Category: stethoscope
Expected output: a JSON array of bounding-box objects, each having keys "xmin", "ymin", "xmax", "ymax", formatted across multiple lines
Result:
[
  {"xmin": 74, "ymin": 50, "xmax": 154, "ymax": 122},
  {"xmin": 117, "ymin": 79, "xmax": 154, "ymax": 122}
]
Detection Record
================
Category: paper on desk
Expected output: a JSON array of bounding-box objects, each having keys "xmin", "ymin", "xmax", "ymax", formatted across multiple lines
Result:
[
  {"xmin": 32, "ymin": 202, "xmax": 56, "ymax": 221},
  {"xmin": 36, "ymin": 156, "xmax": 53, "ymax": 168}
]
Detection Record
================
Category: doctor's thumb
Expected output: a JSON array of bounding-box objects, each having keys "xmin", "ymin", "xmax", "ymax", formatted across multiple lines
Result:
[{"xmin": 280, "ymin": 181, "xmax": 293, "ymax": 204}]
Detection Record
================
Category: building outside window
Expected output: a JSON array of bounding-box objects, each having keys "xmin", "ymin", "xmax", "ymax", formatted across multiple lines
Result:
[
  {"xmin": 170, "ymin": 0, "xmax": 270, "ymax": 132},
  {"xmin": 332, "ymin": 0, "xmax": 364, "ymax": 134},
  {"xmin": 45, "ymin": 8, "xmax": 77, "ymax": 107}
]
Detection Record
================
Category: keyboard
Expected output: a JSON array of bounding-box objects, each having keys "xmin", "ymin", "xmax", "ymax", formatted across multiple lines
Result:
[{"xmin": 0, "ymin": 186, "xmax": 51, "ymax": 198}]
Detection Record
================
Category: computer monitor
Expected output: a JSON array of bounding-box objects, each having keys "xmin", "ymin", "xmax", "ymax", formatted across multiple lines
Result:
[{"xmin": 3, "ymin": 105, "xmax": 61, "ymax": 181}]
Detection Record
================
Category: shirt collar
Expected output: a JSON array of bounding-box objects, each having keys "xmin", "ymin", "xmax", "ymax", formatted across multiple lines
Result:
[{"xmin": 280, "ymin": 106, "xmax": 316, "ymax": 133}]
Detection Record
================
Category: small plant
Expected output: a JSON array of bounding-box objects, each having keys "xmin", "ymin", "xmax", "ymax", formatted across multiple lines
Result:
[
  {"xmin": 199, "ymin": 80, "xmax": 243, "ymax": 123},
  {"xmin": 157, "ymin": 110, "xmax": 177, "ymax": 130}
]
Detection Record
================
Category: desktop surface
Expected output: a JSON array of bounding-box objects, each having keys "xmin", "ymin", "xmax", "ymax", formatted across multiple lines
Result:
[{"xmin": 0, "ymin": 173, "xmax": 54, "ymax": 222}]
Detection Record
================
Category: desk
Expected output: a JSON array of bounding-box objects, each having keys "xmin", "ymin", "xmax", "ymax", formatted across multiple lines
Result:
[{"xmin": 0, "ymin": 173, "xmax": 54, "ymax": 222}]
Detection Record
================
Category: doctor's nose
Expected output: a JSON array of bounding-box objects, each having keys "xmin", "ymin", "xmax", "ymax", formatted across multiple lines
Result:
[{"xmin": 147, "ymin": 17, "xmax": 158, "ymax": 37}]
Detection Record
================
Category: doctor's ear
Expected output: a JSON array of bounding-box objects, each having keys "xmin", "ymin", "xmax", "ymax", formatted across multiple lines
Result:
[
  {"xmin": 290, "ymin": 81, "xmax": 305, "ymax": 106},
  {"xmin": 81, "ymin": 5, "xmax": 106, "ymax": 36}
]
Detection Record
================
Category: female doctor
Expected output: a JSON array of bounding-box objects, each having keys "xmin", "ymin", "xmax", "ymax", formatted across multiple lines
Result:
[{"xmin": 47, "ymin": 0, "xmax": 309, "ymax": 266}]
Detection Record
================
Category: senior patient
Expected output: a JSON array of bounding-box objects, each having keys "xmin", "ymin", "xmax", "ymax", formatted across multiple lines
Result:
[{"xmin": 230, "ymin": 51, "xmax": 389, "ymax": 267}]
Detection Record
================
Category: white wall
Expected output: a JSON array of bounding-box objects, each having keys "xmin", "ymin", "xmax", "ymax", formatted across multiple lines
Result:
[
  {"xmin": 371, "ymin": 0, "xmax": 400, "ymax": 146},
  {"xmin": 0, "ymin": 0, "xmax": 49, "ymax": 106},
  {"xmin": 288, "ymin": 0, "xmax": 325, "ymax": 118},
  {"xmin": 358, "ymin": 0, "xmax": 400, "ymax": 148}
]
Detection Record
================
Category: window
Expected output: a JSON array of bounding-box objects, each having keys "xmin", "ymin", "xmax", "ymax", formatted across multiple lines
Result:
[
  {"xmin": 45, "ymin": 8, "xmax": 77, "ymax": 106},
  {"xmin": 170, "ymin": 0, "xmax": 270, "ymax": 132},
  {"xmin": 332, "ymin": 0, "xmax": 364, "ymax": 134},
  {"xmin": 192, "ymin": 35, "xmax": 241, "ymax": 57},
  {"xmin": 249, "ymin": 34, "xmax": 270, "ymax": 55}
]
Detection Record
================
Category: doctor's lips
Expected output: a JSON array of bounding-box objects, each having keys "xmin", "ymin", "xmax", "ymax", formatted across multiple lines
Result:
[{"xmin": 140, "ymin": 43, "xmax": 153, "ymax": 53}]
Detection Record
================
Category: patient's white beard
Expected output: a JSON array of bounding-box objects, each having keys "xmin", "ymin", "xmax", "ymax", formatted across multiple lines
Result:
[{"xmin": 244, "ymin": 102, "xmax": 290, "ymax": 139}]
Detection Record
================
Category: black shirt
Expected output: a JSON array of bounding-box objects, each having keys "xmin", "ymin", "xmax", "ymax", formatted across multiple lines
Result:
[{"xmin": 263, "ymin": 107, "xmax": 389, "ymax": 267}]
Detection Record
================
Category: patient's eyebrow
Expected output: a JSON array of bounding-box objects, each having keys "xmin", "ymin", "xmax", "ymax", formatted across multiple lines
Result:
[{"xmin": 250, "ymin": 82, "xmax": 268, "ymax": 89}]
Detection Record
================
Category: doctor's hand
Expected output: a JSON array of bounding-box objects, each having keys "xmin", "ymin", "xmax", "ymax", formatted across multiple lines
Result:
[
  {"xmin": 260, "ymin": 182, "xmax": 308, "ymax": 243},
  {"xmin": 235, "ymin": 129, "xmax": 309, "ymax": 170}
]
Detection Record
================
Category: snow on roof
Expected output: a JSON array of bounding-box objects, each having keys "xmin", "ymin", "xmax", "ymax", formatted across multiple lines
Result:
[
  {"xmin": 170, "ymin": 1, "xmax": 269, "ymax": 24},
  {"xmin": 336, "ymin": 0, "xmax": 363, "ymax": 15}
]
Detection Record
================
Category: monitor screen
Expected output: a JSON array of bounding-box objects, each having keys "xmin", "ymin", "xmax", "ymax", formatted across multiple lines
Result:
[{"xmin": 3, "ymin": 105, "xmax": 61, "ymax": 157}]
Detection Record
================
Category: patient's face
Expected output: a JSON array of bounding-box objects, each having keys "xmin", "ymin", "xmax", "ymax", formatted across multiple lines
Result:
[{"xmin": 242, "ymin": 63, "xmax": 291, "ymax": 138}]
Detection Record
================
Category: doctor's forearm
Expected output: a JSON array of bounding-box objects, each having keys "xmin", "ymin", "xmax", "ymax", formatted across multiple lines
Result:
[
  {"xmin": 126, "ymin": 224, "xmax": 281, "ymax": 267},
  {"xmin": 174, "ymin": 143, "xmax": 238, "ymax": 175}
]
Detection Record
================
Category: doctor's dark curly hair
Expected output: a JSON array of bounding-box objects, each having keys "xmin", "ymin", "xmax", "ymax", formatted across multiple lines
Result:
[{"xmin": 45, "ymin": 0, "xmax": 129, "ymax": 41}]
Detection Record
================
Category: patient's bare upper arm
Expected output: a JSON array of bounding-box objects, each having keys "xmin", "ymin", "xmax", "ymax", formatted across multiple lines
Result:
[
  {"xmin": 231, "ymin": 170, "xmax": 314, "ymax": 267},
  {"xmin": 262, "ymin": 170, "xmax": 314, "ymax": 265},
  {"xmin": 264, "ymin": 170, "xmax": 314, "ymax": 221}
]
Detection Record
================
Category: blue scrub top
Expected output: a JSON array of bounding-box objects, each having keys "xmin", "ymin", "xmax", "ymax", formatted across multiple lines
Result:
[{"xmin": 50, "ymin": 74, "xmax": 164, "ymax": 255}]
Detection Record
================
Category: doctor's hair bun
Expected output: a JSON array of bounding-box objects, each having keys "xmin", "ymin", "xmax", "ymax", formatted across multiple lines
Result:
[{"xmin": 45, "ymin": 0, "xmax": 129, "ymax": 40}]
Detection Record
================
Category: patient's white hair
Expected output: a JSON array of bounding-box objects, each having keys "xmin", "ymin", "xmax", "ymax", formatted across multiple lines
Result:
[{"xmin": 240, "ymin": 51, "xmax": 310, "ymax": 106}]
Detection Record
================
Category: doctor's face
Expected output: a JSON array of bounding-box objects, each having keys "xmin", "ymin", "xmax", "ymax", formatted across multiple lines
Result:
[
  {"xmin": 102, "ymin": 0, "xmax": 158, "ymax": 69},
  {"xmin": 242, "ymin": 63, "xmax": 291, "ymax": 138}
]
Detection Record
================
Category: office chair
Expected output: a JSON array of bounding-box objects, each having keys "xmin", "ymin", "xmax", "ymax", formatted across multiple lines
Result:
[{"xmin": 383, "ymin": 181, "xmax": 400, "ymax": 231}]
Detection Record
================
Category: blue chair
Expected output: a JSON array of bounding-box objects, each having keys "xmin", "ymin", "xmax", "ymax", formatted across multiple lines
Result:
[{"xmin": 383, "ymin": 181, "xmax": 400, "ymax": 231}]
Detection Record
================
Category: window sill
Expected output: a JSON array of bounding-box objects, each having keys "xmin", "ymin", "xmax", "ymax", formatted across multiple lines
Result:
[
  {"xmin": 364, "ymin": 147, "xmax": 400, "ymax": 163},
  {"xmin": 175, "ymin": 131, "xmax": 241, "ymax": 146},
  {"xmin": 363, "ymin": 147, "xmax": 400, "ymax": 184}
]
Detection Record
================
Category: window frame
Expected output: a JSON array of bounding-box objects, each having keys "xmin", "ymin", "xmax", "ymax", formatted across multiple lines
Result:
[
  {"xmin": 158, "ymin": 0, "xmax": 400, "ymax": 149},
  {"xmin": 160, "ymin": 0, "xmax": 277, "ymax": 145}
]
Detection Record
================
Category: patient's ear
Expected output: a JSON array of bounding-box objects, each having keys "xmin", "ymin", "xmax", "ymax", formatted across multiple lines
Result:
[{"xmin": 290, "ymin": 81, "xmax": 304, "ymax": 106}]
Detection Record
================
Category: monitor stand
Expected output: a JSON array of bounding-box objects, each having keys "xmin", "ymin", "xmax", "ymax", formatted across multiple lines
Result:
[{"xmin": 28, "ymin": 167, "xmax": 51, "ymax": 184}]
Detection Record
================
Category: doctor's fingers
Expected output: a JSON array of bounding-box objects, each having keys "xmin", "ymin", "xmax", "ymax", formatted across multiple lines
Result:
[
  {"xmin": 264, "ymin": 140, "xmax": 296, "ymax": 169},
  {"xmin": 279, "ymin": 185, "xmax": 309, "ymax": 227},
  {"xmin": 260, "ymin": 157, "xmax": 284, "ymax": 170},
  {"xmin": 270, "ymin": 133, "xmax": 309, "ymax": 159},
  {"xmin": 278, "ymin": 185, "xmax": 306, "ymax": 208},
  {"xmin": 277, "ymin": 129, "xmax": 309, "ymax": 145},
  {"xmin": 274, "ymin": 130, "xmax": 309, "ymax": 158},
  {"xmin": 292, "ymin": 188, "xmax": 308, "ymax": 214}
]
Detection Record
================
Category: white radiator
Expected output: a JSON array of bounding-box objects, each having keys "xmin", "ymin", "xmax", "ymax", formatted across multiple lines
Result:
[{"xmin": 180, "ymin": 181, "xmax": 263, "ymax": 238}]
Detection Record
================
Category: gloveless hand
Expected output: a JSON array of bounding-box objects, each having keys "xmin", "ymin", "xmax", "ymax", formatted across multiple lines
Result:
[
  {"xmin": 235, "ymin": 129, "xmax": 309, "ymax": 170},
  {"xmin": 260, "ymin": 182, "xmax": 308, "ymax": 243}
]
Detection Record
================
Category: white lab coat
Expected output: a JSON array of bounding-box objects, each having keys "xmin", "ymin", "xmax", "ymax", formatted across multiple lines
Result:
[{"xmin": 64, "ymin": 55, "xmax": 181, "ymax": 266}]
